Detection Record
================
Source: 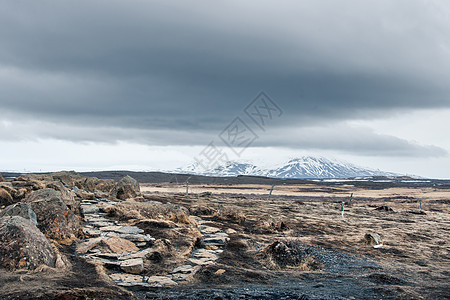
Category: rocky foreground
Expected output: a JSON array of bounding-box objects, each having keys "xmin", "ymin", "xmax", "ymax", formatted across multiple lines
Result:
[
  {"xmin": 0, "ymin": 172, "xmax": 236, "ymax": 299},
  {"xmin": 1, "ymin": 172, "xmax": 448, "ymax": 299}
]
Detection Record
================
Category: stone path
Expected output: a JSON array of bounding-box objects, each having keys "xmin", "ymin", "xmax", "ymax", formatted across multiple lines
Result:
[{"xmin": 78, "ymin": 197, "xmax": 230, "ymax": 289}]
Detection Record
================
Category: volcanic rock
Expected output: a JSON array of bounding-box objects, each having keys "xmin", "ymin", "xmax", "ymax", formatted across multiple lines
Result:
[
  {"xmin": 0, "ymin": 216, "xmax": 57, "ymax": 270},
  {"xmin": 113, "ymin": 175, "xmax": 141, "ymax": 200},
  {"xmin": 25, "ymin": 189, "xmax": 80, "ymax": 240},
  {"xmin": 0, "ymin": 202, "xmax": 37, "ymax": 225}
]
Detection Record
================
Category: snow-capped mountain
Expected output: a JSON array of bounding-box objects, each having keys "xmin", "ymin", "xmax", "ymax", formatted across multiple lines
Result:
[
  {"xmin": 266, "ymin": 157, "xmax": 398, "ymax": 179},
  {"xmin": 179, "ymin": 161, "xmax": 264, "ymax": 177},
  {"xmin": 177, "ymin": 156, "xmax": 400, "ymax": 179}
]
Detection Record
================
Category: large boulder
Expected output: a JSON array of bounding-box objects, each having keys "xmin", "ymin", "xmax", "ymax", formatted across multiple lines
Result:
[
  {"xmin": 0, "ymin": 173, "xmax": 4, "ymax": 182},
  {"xmin": 25, "ymin": 189, "xmax": 80, "ymax": 241},
  {"xmin": 44, "ymin": 181, "xmax": 80, "ymax": 214},
  {"xmin": 112, "ymin": 176, "xmax": 141, "ymax": 200},
  {"xmin": 0, "ymin": 216, "xmax": 57, "ymax": 270},
  {"xmin": 0, "ymin": 202, "xmax": 37, "ymax": 225}
]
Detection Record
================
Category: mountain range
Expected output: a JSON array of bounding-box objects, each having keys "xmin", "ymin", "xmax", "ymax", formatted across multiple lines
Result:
[{"xmin": 177, "ymin": 156, "xmax": 401, "ymax": 179}]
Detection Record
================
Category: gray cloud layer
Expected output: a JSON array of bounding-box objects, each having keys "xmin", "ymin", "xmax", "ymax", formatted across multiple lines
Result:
[{"xmin": 1, "ymin": 0, "xmax": 449, "ymax": 157}]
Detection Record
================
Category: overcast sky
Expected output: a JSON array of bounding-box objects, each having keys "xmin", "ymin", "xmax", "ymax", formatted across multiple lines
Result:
[{"xmin": 1, "ymin": 0, "xmax": 449, "ymax": 178}]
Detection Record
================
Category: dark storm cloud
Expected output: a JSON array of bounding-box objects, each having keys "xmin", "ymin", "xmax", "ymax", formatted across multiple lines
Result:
[{"xmin": 0, "ymin": 0, "xmax": 449, "ymax": 156}]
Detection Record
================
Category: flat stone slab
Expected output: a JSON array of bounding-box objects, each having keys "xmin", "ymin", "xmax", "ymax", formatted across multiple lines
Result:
[
  {"xmin": 200, "ymin": 226, "xmax": 221, "ymax": 234},
  {"xmin": 116, "ymin": 226, "xmax": 144, "ymax": 235},
  {"xmin": 99, "ymin": 225, "xmax": 144, "ymax": 235},
  {"xmin": 76, "ymin": 237, "xmax": 103, "ymax": 254},
  {"xmin": 100, "ymin": 225, "xmax": 123, "ymax": 232},
  {"xmin": 192, "ymin": 249, "xmax": 220, "ymax": 260},
  {"xmin": 88, "ymin": 252, "xmax": 122, "ymax": 259},
  {"xmin": 91, "ymin": 221, "xmax": 117, "ymax": 227},
  {"xmin": 81, "ymin": 205, "xmax": 99, "ymax": 214},
  {"xmin": 104, "ymin": 236, "xmax": 140, "ymax": 254},
  {"xmin": 110, "ymin": 273, "xmax": 145, "ymax": 284},
  {"xmin": 204, "ymin": 232, "xmax": 229, "ymax": 238},
  {"xmin": 86, "ymin": 257, "xmax": 121, "ymax": 269},
  {"xmin": 145, "ymin": 275, "xmax": 178, "ymax": 287},
  {"xmin": 118, "ymin": 233, "xmax": 155, "ymax": 242},
  {"xmin": 171, "ymin": 264, "xmax": 202, "ymax": 275},
  {"xmin": 120, "ymin": 258, "xmax": 144, "ymax": 274},
  {"xmin": 203, "ymin": 236, "xmax": 229, "ymax": 245},
  {"xmin": 120, "ymin": 250, "xmax": 149, "ymax": 260},
  {"xmin": 188, "ymin": 257, "xmax": 215, "ymax": 266},
  {"xmin": 85, "ymin": 216, "xmax": 110, "ymax": 223},
  {"xmin": 171, "ymin": 264, "xmax": 194, "ymax": 274},
  {"xmin": 83, "ymin": 228, "xmax": 101, "ymax": 237}
]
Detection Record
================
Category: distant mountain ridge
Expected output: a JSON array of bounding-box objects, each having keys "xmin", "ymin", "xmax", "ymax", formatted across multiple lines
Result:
[{"xmin": 177, "ymin": 156, "xmax": 401, "ymax": 179}]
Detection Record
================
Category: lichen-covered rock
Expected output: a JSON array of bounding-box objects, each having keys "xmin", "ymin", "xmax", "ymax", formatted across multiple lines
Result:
[
  {"xmin": 72, "ymin": 176, "xmax": 116, "ymax": 194},
  {"xmin": 0, "ymin": 216, "xmax": 57, "ymax": 270},
  {"xmin": 25, "ymin": 189, "xmax": 80, "ymax": 241},
  {"xmin": 0, "ymin": 202, "xmax": 37, "ymax": 225},
  {"xmin": 112, "ymin": 176, "xmax": 140, "ymax": 200},
  {"xmin": 45, "ymin": 181, "xmax": 80, "ymax": 214}
]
